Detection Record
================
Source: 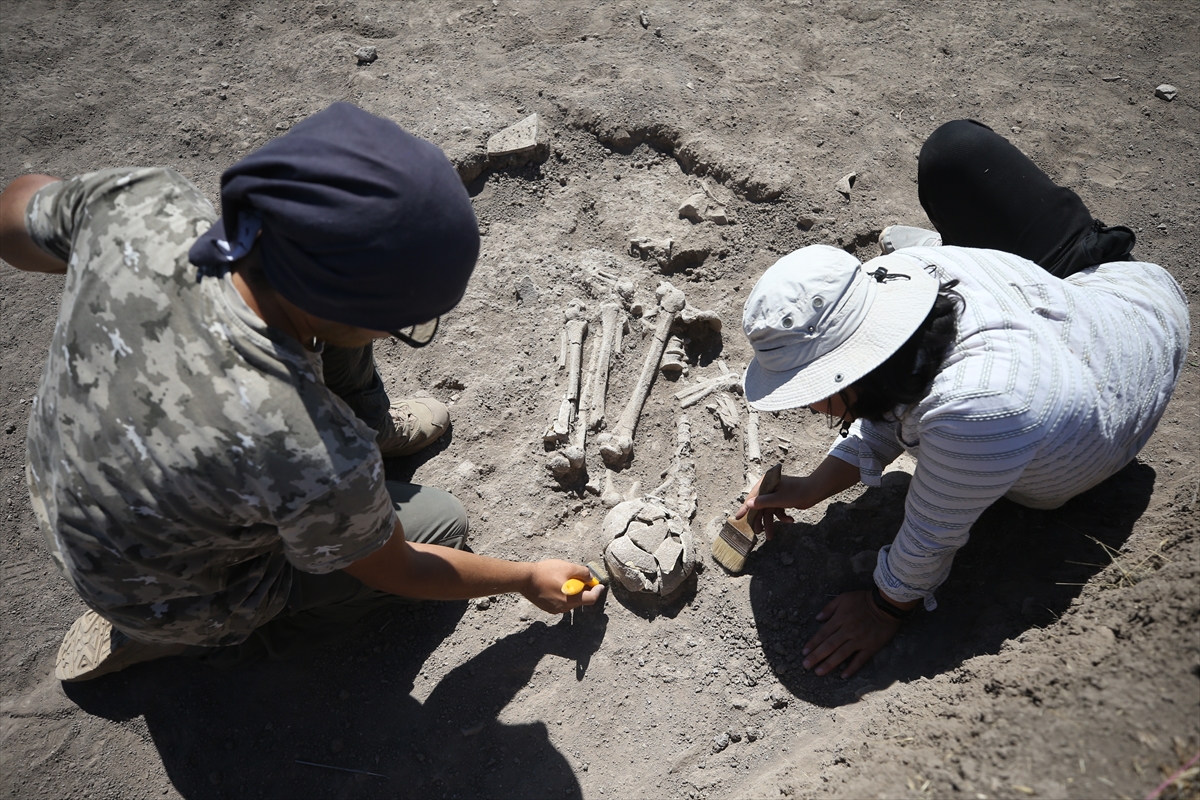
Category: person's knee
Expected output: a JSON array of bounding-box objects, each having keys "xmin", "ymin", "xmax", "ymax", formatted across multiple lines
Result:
[
  {"xmin": 387, "ymin": 481, "xmax": 469, "ymax": 549},
  {"xmin": 436, "ymin": 491, "xmax": 469, "ymax": 549},
  {"xmin": 919, "ymin": 119, "xmax": 996, "ymax": 176}
]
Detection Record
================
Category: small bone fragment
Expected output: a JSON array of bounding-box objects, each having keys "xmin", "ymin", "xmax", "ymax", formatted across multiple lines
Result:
[
  {"xmin": 628, "ymin": 519, "xmax": 669, "ymax": 551},
  {"xmin": 660, "ymin": 334, "xmax": 688, "ymax": 377},
  {"xmin": 712, "ymin": 393, "xmax": 740, "ymax": 434},
  {"xmin": 601, "ymin": 469, "xmax": 624, "ymax": 507},
  {"xmin": 585, "ymin": 303, "xmax": 624, "ymax": 432},
  {"xmin": 836, "ymin": 172, "xmax": 856, "ymax": 198},
  {"xmin": 597, "ymin": 283, "xmax": 687, "ymax": 467},
  {"xmin": 675, "ymin": 373, "xmax": 742, "ymax": 408},
  {"xmin": 654, "ymin": 536, "xmax": 684, "ymax": 574},
  {"xmin": 544, "ymin": 393, "xmax": 572, "ymax": 443},
  {"xmin": 616, "ymin": 278, "xmax": 635, "ymax": 307},
  {"xmin": 678, "ymin": 305, "xmax": 722, "ymax": 332},
  {"xmin": 557, "ymin": 328, "xmax": 567, "ymax": 369},
  {"xmin": 715, "ymin": 393, "xmax": 734, "ymax": 431}
]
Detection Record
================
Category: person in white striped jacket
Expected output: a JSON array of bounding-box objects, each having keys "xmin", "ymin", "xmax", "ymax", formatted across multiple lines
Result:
[{"xmin": 736, "ymin": 120, "xmax": 1189, "ymax": 678}]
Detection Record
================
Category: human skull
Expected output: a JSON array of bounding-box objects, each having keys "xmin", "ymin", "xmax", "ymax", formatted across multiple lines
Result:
[{"xmin": 602, "ymin": 498, "xmax": 696, "ymax": 597}]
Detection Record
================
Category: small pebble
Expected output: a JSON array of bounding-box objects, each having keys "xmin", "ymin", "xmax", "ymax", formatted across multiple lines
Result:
[
  {"xmin": 712, "ymin": 732, "xmax": 731, "ymax": 753},
  {"xmin": 355, "ymin": 45, "xmax": 377, "ymax": 64},
  {"xmin": 330, "ymin": 738, "xmax": 344, "ymax": 753},
  {"xmin": 1154, "ymin": 84, "xmax": 1177, "ymax": 101},
  {"xmin": 779, "ymin": 552, "xmax": 794, "ymax": 566}
]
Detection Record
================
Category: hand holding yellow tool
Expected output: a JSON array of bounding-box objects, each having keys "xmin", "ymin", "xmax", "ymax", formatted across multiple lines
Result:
[{"xmin": 561, "ymin": 562, "xmax": 609, "ymax": 596}]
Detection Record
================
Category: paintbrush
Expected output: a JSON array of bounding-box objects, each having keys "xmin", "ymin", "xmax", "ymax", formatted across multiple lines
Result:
[
  {"xmin": 711, "ymin": 462, "xmax": 782, "ymax": 573},
  {"xmin": 561, "ymin": 561, "xmax": 610, "ymax": 595}
]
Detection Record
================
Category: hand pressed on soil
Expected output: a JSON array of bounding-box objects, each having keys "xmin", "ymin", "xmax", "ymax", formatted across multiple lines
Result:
[{"xmin": 801, "ymin": 590, "xmax": 904, "ymax": 678}]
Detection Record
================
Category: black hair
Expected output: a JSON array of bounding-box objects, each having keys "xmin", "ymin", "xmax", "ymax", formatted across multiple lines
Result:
[{"xmin": 849, "ymin": 281, "xmax": 963, "ymax": 422}]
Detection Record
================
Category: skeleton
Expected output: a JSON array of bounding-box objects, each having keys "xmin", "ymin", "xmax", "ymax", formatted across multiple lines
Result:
[
  {"xmin": 597, "ymin": 282, "xmax": 687, "ymax": 468},
  {"xmin": 602, "ymin": 415, "xmax": 699, "ymax": 597}
]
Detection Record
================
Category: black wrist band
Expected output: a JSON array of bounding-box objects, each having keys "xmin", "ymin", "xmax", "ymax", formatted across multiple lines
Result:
[{"xmin": 871, "ymin": 585, "xmax": 915, "ymax": 621}]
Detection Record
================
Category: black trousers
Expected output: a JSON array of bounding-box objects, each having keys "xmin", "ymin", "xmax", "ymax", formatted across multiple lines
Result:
[{"xmin": 917, "ymin": 120, "xmax": 1135, "ymax": 278}]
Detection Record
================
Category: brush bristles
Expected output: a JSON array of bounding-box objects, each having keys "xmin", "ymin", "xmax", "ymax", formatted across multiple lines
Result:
[{"xmin": 712, "ymin": 519, "xmax": 755, "ymax": 573}]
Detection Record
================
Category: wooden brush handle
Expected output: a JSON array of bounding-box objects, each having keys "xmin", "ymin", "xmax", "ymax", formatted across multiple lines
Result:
[{"xmin": 746, "ymin": 462, "xmax": 783, "ymax": 530}]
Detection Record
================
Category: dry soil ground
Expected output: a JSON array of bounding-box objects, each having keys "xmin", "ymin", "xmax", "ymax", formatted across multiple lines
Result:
[{"xmin": 1, "ymin": 1, "xmax": 1198, "ymax": 799}]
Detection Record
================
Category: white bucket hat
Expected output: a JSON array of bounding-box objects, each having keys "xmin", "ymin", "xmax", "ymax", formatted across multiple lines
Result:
[{"xmin": 742, "ymin": 245, "xmax": 939, "ymax": 411}]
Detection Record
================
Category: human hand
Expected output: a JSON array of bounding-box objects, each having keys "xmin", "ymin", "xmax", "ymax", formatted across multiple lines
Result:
[
  {"xmin": 735, "ymin": 474, "xmax": 821, "ymax": 540},
  {"xmin": 522, "ymin": 560, "xmax": 606, "ymax": 614},
  {"xmin": 800, "ymin": 590, "xmax": 901, "ymax": 678}
]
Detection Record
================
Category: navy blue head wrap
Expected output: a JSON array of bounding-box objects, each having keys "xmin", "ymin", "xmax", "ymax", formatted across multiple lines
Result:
[{"xmin": 189, "ymin": 102, "xmax": 479, "ymax": 331}]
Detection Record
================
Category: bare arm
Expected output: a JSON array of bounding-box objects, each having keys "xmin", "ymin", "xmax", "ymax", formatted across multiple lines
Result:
[
  {"xmin": 0, "ymin": 174, "xmax": 66, "ymax": 274},
  {"xmin": 342, "ymin": 519, "xmax": 604, "ymax": 614}
]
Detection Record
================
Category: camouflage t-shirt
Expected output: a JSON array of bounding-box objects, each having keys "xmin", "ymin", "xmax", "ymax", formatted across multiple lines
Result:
[{"xmin": 24, "ymin": 167, "xmax": 396, "ymax": 646}]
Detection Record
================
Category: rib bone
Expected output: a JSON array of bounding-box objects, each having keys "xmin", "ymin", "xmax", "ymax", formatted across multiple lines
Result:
[{"xmin": 597, "ymin": 283, "xmax": 687, "ymax": 468}]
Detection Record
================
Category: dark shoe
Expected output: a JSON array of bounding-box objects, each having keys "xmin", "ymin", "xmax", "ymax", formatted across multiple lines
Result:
[
  {"xmin": 56, "ymin": 611, "xmax": 186, "ymax": 682},
  {"xmin": 377, "ymin": 398, "xmax": 451, "ymax": 457}
]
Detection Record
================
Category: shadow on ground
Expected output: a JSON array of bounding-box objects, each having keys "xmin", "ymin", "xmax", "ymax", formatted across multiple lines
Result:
[
  {"xmin": 748, "ymin": 460, "xmax": 1157, "ymax": 708},
  {"xmin": 64, "ymin": 599, "xmax": 608, "ymax": 800}
]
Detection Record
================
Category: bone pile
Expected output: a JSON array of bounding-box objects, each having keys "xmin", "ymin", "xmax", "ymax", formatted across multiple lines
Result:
[{"xmin": 545, "ymin": 278, "xmax": 719, "ymax": 482}]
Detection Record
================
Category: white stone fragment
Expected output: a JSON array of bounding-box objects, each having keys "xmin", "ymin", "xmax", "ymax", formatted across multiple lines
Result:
[
  {"xmin": 1155, "ymin": 84, "xmax": 1178, "ymax": 101},
  {"xmin": 487, "ymin": 113, "xmax": 544, "ymax": 158},
  {"xmin": 836, "ymin": 172, "xmax": 856, "ymax": 197}
]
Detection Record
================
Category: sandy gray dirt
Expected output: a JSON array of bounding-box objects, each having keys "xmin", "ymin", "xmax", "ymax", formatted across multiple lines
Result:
[{"xmin": 2, "ymin": 1, "xmax": 1198, "ymax": 799}]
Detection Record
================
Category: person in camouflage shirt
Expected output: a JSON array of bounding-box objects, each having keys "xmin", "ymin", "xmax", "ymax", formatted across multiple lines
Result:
[{"xmin": 0, "ymin": 103, "xmax": 604, "ymax": 682}]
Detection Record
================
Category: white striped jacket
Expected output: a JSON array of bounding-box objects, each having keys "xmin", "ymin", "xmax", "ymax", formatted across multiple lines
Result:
[{"xmin": 828, "ymin": 247, "xmax": 1190, "ymax": 608}]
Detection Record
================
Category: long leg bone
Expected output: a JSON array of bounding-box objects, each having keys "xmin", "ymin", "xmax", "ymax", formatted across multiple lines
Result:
[
  {"xmin": 564, "ymin": 304, "xmax": 588, "ymax": 406},
  {"xmin": 585, "ymin": 302, "xmax": 624, "ymax": 432},
  {"xmin": 597, "ymin": 283, "xmax": 687, "ymax": 468},
  {"xmin": 544, "ymin": 303, "xmax": 588, "ymax": 443}
]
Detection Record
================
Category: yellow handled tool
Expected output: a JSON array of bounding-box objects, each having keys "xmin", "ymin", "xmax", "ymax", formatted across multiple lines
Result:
[
  {"xmin": 561, "ymin": 576, "xmax": 599, "ymax": 595},
  {"xmin": 561, "ymin": 562, "xmax": 609, "ymax": 596}
]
